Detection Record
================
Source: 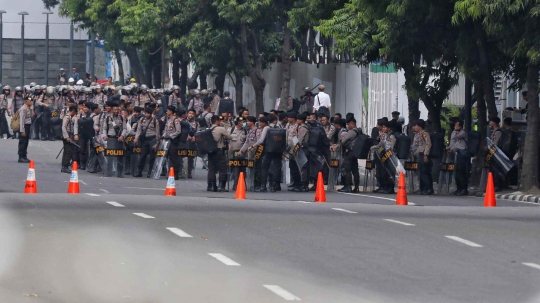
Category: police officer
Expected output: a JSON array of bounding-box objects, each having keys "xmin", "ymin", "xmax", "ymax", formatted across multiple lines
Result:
[
  {"xmin": 208, "ymin": 115, "xmax": 233, "ymax": 192},
  {"xmin": 331, "ymin": 118, "xmax": 360, "ymax": 193},
  {"xmin": 389, "ymin": 111, "xmax": 402, "ymax": 134},
  {"xmin": 0, "ymin": 86, "xmax": 12, "ymax": 139},
  {"xmin": 61, "ymin": 105, "xmax": 79, "ymax": 173},
  {"xmin": 489, "ymin": 116, "xmax": 504, "ymax": 192},
  {"xmin": 188, "ymin": 90, "xmax": 204, "ymax": 116},
  {"xmin": 295, "ymin": 114, "xmax": 310, "ymax": 192},
  {"xmin": 240, "ymin": 116, "xmax": 260, "ymax": 190},
  {"xmin": 17, "ymin": 97, "xmax": 33, "ymax": 163},
  {"xmin": 161, "ymin": 106, "xmax": 182, "ymax": 179},
  {"xmin": 372, "ymin": 121, "xmax": 396, "ymax": 194},
  {"xmin": 448, "ymin": 119, "xmax": 469, "ymax": 195},
  {"xmin": 169, "ymin": 85, "xmax": 184, "ymax": 111},
  {"xmin": 230, "ymin": 117, "xmax": 247, "ymax": 190},
  {"xmin": 411, "ymin": 119, "xmax": 434, "ymax": 195},
  {"xmin": 102, "ymin": 101, "xmax": 128, "ymax": 177},
  {"xmin": 137, "ymin": 85, "xmax": 155, "ymax": 107},
  {"xmin": 252, "ymin": 116, "xmax": 281, "ymax": 192},
  {"xmin": 179, "ymin": 108, "xmax": 200, "ymax": 178},
  {"xmin": 134, "ymin": 107, "xmax": 160, "ymax": 178},
  {"xmin": 93, "ymin": 86, "xmax": 107, "ymax": 109}
]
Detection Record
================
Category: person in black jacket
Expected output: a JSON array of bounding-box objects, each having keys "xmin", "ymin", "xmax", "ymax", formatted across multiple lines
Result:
[{"xmin": 216, "ymin": 91, "xmax": 236, "ymax": 116}]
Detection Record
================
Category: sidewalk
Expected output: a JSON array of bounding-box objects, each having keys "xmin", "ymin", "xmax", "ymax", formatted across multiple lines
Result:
[{"xmin": 494, "ymin": 191, "xmax": 540, "ymax": 203}]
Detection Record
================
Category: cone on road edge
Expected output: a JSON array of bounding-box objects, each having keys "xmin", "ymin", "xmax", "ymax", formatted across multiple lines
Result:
[
  {"xmin": 484, "ymin": 172, "xmax": 496, "ymax": 207},
  {"xmin": 396, "ymin": 172, "xmax": 408, "ymax": 206},
  {"xmin": 314, "ymin": 172, "xmax": 326, "ymax": 203},
  {"xmin": 24, "ymin": 160, "xmax": 37, "ymax": 194},
  {"xmin": 235, "ymin": 172, "xmax": 246, "ymax": 200},
  {"xmin": 67, "ymin": 161, "xmax": 80, "ymax": 194},
  {"xmin": 165, "ymin": 167, "xmax": 176, "ymax": 196}
]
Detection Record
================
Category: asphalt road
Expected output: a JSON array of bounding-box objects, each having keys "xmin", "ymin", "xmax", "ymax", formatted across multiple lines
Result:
[{"xmin": 0, "ymin": 139, "xmax": 539, "ymax": 302}]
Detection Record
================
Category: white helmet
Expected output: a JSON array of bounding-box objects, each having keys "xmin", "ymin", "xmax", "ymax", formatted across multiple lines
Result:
[
  {"xmin": 76, "ymin": 79, "xmax": 84, "ymax": 85},
  {"xmin": 68, "ymin": 78, "xmax": 74, "ymax": 83}
]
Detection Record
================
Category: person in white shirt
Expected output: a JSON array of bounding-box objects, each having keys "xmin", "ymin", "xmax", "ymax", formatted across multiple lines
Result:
[{"xmin": 313, "ymin": 84, "xmax": 331, "ymax": 113}]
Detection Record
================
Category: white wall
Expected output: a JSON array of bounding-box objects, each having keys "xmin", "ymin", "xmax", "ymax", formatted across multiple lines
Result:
[{"xmin": 0, "ymin": 0, "xmax": 88, "ymax": 40}]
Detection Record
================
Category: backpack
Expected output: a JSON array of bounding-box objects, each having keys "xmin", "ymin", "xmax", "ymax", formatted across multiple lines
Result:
[
  {"xmin": 350, "ymin": 132, "xmax": 373, "ymax": 159},
  {"xmin": 467, "ymin": 131, "xmax": 480, "ymax": 157},
  {"xmin": 11, "ymin": 110, "xmax": 21, "ymax": 132},
  {"xmin": 198, "ymin": 112, "xmax": 210, "ymax": 129},
  {"xmin": 218, "ymin": 98, "xmax": 234, "ymax": 116},
  {"xmin": 394, "ymin": 132, "xmax": 411, "ymax": 159},
  {"xmin": 178, "ymin": 120, "xmax": 191, "ymax": 144},
  {"xmin": 307, "ymin": 125, "xmax": 329, "ymax": 153},
  {"xmin": 265, "ymin": 127, "xmax": 287, "ymax": 153},
  {"xmin": 429, "ymin": 132, "xmax": 444, "ymax": 159},
  {"xmin": 194, "ymin": 127, "xmax": 218, "ymax": 155}
]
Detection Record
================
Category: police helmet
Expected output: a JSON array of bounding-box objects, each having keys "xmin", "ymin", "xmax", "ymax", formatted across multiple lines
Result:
[
  {"xmin": 15, "ymin": 86, "xmax": 22, "ymax": 92},
  {"xmin": 2, "ymin": 85, "xmax": 10, "ymax": 91},
  {"xmin": 140, "ymin": 84, "xmax": 148, "ymax": 91},
  {"xmin": 201, "ymin": 89, "xmax": 208, "ymax": 95},
  {"xmin": 172, "ymin": 85, "xmax": 180, "ymax": 91},
  {"xmin": 29, "ymin": 82, "xmax": 37, "ymax": 88}
]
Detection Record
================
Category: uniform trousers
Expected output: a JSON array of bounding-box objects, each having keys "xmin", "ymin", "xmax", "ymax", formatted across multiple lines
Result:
[
  {"xmin": 208, "ymin": 149, "xmax": 227, "ymax": 183},
  {"xmin": 138, "ymin": 137, "xmax": 157, "ymax": 173},
  {"xmin": 18, "ymin": 124, "xmax": 31, "ymax": 158},
  {"xmin": 343, "ymin": 152, "xmax": 359, "ymax": 187},
  {"xmin": 261, "ymin": 152, "xmax": 282, "ymax": 187},
  {"xmin": 454, "ymin": 150, "xmax": 470, "ymax": 191},
  {"xmin": 62, "ymin": 138, "xmax": 75, "ymax": 166},
  {"xmin": 418, "ymin": 153, "xmax": 433, "ymax": 191}
]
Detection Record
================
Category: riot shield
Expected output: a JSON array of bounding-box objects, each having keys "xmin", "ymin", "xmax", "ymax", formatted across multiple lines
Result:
[
  {"xmin": 245, "ymin": 148, "xmax": 257, "ymax": 192},
  {"xmin": 104, "ymin": 137, "xmax": 125, "ymax": 178},
  {"xmin": 179, "ymin": 140, "xmax": 198, "ymax": 178},
  {"xmin": 327, "ymin": 148, "xmax": 342, "ymax": 192},
  {"xmin": 88, "ymin": 137, "xmax": 107, "ymax": 174},
  {"xmin": 404, "ymin": 157, "xmax": 419, "ymax": 193},
  {"xmin": 376, "ymin": 146, "xmax": 405, "ymax": 185},
  {"xmin": 486, "ymin": 137, "xmax": 514, "ymax": 179},
  {"xmin": 151, "ymin": 139, "xmax": 170, "ymax": 180},
  {"xmin": 51, "ymin": 117, "xmax": 62, "ymax": 139},
  {"xmin": 131, "ymin": 143, "xmax": 142, "ymax": 175},
  {"xmin": 438, "ymin": 152, "xmax": 457, "ymax": 195},
  {"xmin": 362, "ymin": 151, "xmax": 376, "ymax": 193},
  {"xmin": 228, "ymin": 149, "xmax": 245, "ymax": 189}
]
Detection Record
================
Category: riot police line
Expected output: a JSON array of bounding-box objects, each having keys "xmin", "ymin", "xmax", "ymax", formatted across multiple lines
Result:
[{"xmin": 2, "ymin": 82, "xmax": 519, "ymax": 196}]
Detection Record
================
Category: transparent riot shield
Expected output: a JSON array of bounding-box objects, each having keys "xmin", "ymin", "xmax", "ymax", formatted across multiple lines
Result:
[
  {"xmin": 245, "ymin": 148, "xmax": 256, "ymax": 192},
  {"xmin": 404, "ymin": 156, "xmax": 419, "ymax": 193},
  {"xmin": 88, "ymin": 137, "xmax": 107, "ymax": 174},
  {"xmin": 486, "ymin": 137, "xmax": 514, "ymax": 179},
  {"xmin": 438, "ymin": 153, "xmax": 449, "ymax": 194},
  {"xmin": 151, "ymin": 139, "xmax": 170, "ymax": 180},
  {"xmin": 376, "ymin": 146, "xmax": 405, "ymax": 186},
  {"xmin": 327, "ymin": 148, "xmax": 342, "ymax": 192},
  {"xmin": 131, "ymin": 143, "xmax": 142, "ymax": 175},
  {"xmin": 104, "ymin": 138, "xmax": 125, "ymax": 178},
  {"xmin": 363, "ymin": 151, "xmax": 376, "ymax": 193}
]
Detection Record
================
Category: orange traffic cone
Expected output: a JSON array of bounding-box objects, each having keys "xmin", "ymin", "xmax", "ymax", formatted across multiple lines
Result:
[
  {"xmin": 396, "ymin": 172, "xmax": 408, "ymax": 206},
  {"xmin": 314, "ymin": 172, "xmax": 326, "ymax": 203},
  {"xmin": 67, "ymin": 161, "xmax": 80, "ymax": 194},
  {"xmin": 165, "ymin": 167, "xmax": 176, "ymax": 196},
  {"xmin": 484, "ymin": 172, "xmax": 497, "ymax": 207},
  {"xmin": 24, "ymin": 160, "xmax": 37, "ymax": 194},
  {"xmin": 235, "ymin": 172, "xmax": 246, "ymax": 200}
]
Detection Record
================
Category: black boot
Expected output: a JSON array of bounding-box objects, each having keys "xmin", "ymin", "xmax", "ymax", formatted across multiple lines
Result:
[
  {"xmin": 340, "ymin": 186, "xmax": 352, "ymax": 193},
  {"xmin": 308, "ymin": 185, "xmax": 316, "ymax": 192},
  {"xmin": 256, "ymin": 185, "xmax": 267, "ymax": 192},
  {"xmin": 133, "ymin": 169, "xmax": 142, "ymax": 178},
  {"xmin": 269, "ymin": 182, "xmax": 276, "ymax": 193},
  {"xmin": 207, "ymin": 182, "xmax": 213, "ymax": 192},
  {"xmin": 219, "ymin": 181, "xmax": 229, "ymax": 192},
  {"xmin": 212, "ymin": 182, "xmax": 218, "ymax": 192},
  {"xmin": 187, "ymin": 170, "xmax": 192, "ymax": 179},
  {"xmin": 61, "ymin": 165, "xmax": 71, "ymax": 173}
]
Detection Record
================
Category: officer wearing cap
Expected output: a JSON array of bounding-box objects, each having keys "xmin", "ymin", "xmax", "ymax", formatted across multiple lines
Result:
[
  {"xmin": 134, "ymin": 107, "xmax": 160, "ymax": 178},
  {"xmin": 252, "ymin": 116, "xmax": 281, "ymax": 192},
  {"xmin": 411, "ymin": 119, "xmax": 434, "ymax": 195},
  {"xmin": 448, "ymin": 119, "xmax": 469, "ymax": 195},
  {"xmin": 229, "ymin": 117, "xmax": 247, "ymax": 190},
  {"xmin": 17, "ymin": 97, "xmax": 33, "ymax": 163},
  {"xmin": 489, "ymin": 116, "xmax": 504, "ymax": 191},
  {"xmin": 208, "ymin": 115, "xmax": 233, "ymax": 191},
  {"xmin": 61, "ymin": 105, "xmax": 79, "ymax": 173},
  {"xmin": 389, "ymin": 111, "xmax": 402, "ymax": 134},
  {"xmin": 162, "ymin": 106, "xmax": 181, "ymax": 179},
  {"xmin": 371, "ymin": 121, "xmax": 396, "ymax": 194},
  {"xmin": 294, "ymin": 113, "xmax": 310, "ymax": 192}
]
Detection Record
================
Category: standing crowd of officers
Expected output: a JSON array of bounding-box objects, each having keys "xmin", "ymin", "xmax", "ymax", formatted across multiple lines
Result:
[{"xmin": 3, "ymin": 81, "xmax": 514, "ymax": 196}]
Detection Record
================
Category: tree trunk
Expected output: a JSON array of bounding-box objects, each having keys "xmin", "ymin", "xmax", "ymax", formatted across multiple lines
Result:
[
  {"xmin": 279, "ymin": 18, "xmax": 292, "ymax": 112},
  {"xmin": 187, "ymin": 69, "xmax": 200, "ymax": 90},
  {"xmin": 214, "ymin": 70, "xmax": 226, "ymax": 96},
  {"xmin": 240, "ymin": 23, "xmax": 266, "ymax": 114},
  {"xmin": 424, "ymin": 99, "xmax": 442, "ymax": 132},
  {"xmin": 521, "ymin": 64, "xmax": 540, "ymax": 192},
  {"xmin": 180, "ymin": 60, "xmax": 188, "ymax": 98},
  {"xmin": 403, "ymin": 57, "xmax": 420, "ymax": 130},
  {"xmin": 199, "ymin": 72, "xmax": 207, "ymax": 90},
  {"xmin": 114, "ymin": 47, "xmax": 125, "ymax": 85},
  {"xmin": 483, "ymin": 74, "xmax": 498, "ymax": 119},
  {"xmin": 470, "ymin": 80, "xmax": 486, "ymax": 188},
  {"xmin": 161, "ymin": 41, "xmax": 167, "ymax": 88},
  {"xmin": 172, "ymin": 53, "xmax": 180, "ymax": 88},
  {"xmin": 475, "ymin": 23, "xmax": 497, "ymax": 119},
  {"xmin": 144, "ymin": 59, "xmax": 152, "ymax": 86},
  {"xmin": 235, "ymin": 73, "xmax": 244, "ymax": 109},
  {"xmin": 123, "ymin": 46, "xmax": 145, "ymax": 84},
  {"xmin": 152, "ymin": 64, "xmax": 161, "ymax": 89}
]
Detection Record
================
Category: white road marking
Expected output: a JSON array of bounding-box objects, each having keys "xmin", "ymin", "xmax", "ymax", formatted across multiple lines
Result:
[
  {"xmin": 208, "ymin": 253, "xmax": 240, "ymax": 266},
  {"xmin": 263, "ymin": 285, "xmax": 301, "ymax": 301},
  {"xmin": 338, "ymin": 192, "xmax": 396, "ymax": 201},
  {"xmin": 80, "ymin": 180, "xmax": 87, "ymax": 186},
  {"xmin": 408, "ymin": 202, "xmax": 416, "ymax": 206},
  {"xmin": 166, "ymin": 227, "xmax": 193, "ymax": 238},
  {"xmin": 384, "ymin": 219, "xmax": 415, "ymax": 226},
  {"xmin": 294, "ymin": 201, "xmax": 312, "ymax": 204},
  {"xmin": 85, "ymin": 193, "xmax": 100, "ymax": 197},
  {"xmin": 133, "ymin": 213, "xmax": 155, "ymax": 219},
  {"xmin": 522, "ymin": 263, "xmax": 540, "ymax": 270},
  {"xmin": 445, "ymin": 236, "xmax": 483, "ymax": 248},
  {"xmin": 123, "ymin": 187, "xmax": 163, "ymax": 191},
  {"xmin": 99, "ymin": 189, "xmax": 110, "ymax": 194},
  {"xmin": 332, "ymin": 208, "xmax": 357, "ymax": 214},
  {"xmin": 106, "ymin": 201, "xmax": 125, "ymax": 207}
]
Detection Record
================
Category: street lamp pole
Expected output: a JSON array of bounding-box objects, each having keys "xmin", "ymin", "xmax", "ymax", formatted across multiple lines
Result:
[
  {"xmin": 0, "ymin": 11, "xmax": 6, "ymax": 84},
  {"xmin": 43, "ymin": 11, "xmax": 53, "ymax": 86},
  {"xmin": 69, "ymin": 20, "xmax": 73, "ymax": 79},
  {"xmin": 89, "ymin": 32, "xmax": 95, "ymax": 82},
  {"xmin": 18, "ymin": 11, "xmax": 29, "ymax": 88}
]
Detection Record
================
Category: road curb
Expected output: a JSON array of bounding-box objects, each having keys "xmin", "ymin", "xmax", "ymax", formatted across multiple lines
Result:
[{"xmin": 495, "ymin": 193, "xmax": 540, "ymax": 203}]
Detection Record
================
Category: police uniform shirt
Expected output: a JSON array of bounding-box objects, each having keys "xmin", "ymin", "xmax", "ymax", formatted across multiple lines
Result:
[
  {"xmin": 62, "ymin": 114, "xmax": 78, "ymax": 139},
  {"xmin": 136, "ymin": 116, "xmax": 160, "ymax": 139},
  {"xmin": 102, "ymin": 114, "xmax": 127, "ymax": 137},
  {"xmin": 19, "ymin": 104, "xmax": 32, "ymax": 131},
  {"xmin": 59, "ymin": 107, "xmax": 70, "ymax": 120},
  {"xmin": 449, "ymin": 130, "xmax": 467, "ymax": 152},
  {"xmin": 297, "ymin": 124, "xmax": 309, "ymax": 146},
  {"xmin": 324, "ymin": 124, "xmax": 336, "ymax": 140},
  {"xmin": 11, "ymin": 95, "xmax": 25, "ymax": 115},
  {"xmin": 0, "ymin": 94, "xmax": 8, "ymax": 111},
  {"xmin": 230, "ymin": 127, "xmax": 246, "ymax": 151},
  {"xmin": 97, "ymin": 112, "xmax": 110, "ymax": 134},
  {"xmin": 491, "ymin": 127, "xmax": 502, "ymax": 145},
  {"xmin": 188, "ymin": 97, "xmax": 204, "ymax": 114},
  {"xmin": 91, "ymin": 113, "xmax": 101, "ymax": 134},
  {"xmin": 169, "ymin": 93, "xmax": 183, "ymax": 109},
  {"xmin": 137, "ymin": 93, "xmax": 154, "ymax": 107},
  {"xmin": 416, "ymin": 131, "xmax": 432, "ymax": 156},
  {"xmin": 201, "ymin": 111, "xmax": 213, "ymax": 128},
  {"xmin": 210, "ymin": 95, "xmax": 220, "ymax": 113},
  {"xmin": 162, "ymin": 117, "xmax": 181, "ymax": 139},
  {"xmin": 241, "ymin": 127, "xmax": 259, "ymax": 153},
  {"xmin": 379, "ymin": 132, "xmax": 396, "ymax": 151},
  {"xmin": 339, "ymin": 129, "xmax": 357, "ymax": 150},
  {"xmin": 211, "ymin": 125, "xmax": 232, "ymax": 149},
  {"xmin": 253, "ymin": 125, "xmax": 271, "ymax": 147},
  {"xmin": 93, "ymin": 93, "xmax": 107, "ymax": 108}
]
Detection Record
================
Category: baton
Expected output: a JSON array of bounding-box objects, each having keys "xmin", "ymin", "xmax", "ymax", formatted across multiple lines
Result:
[
  {"xmin": 309, "ymin": 83, "xmax": 321, "ymax": 92},
  {"xmin": 55, "ymin": 147, "xmax": 64, "ymax": 159}
]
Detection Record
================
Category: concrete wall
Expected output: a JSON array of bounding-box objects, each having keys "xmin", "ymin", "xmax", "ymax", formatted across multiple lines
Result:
[{"xmin": 1, "ymin": 38, "xmax": 87, "ymax": 86}]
